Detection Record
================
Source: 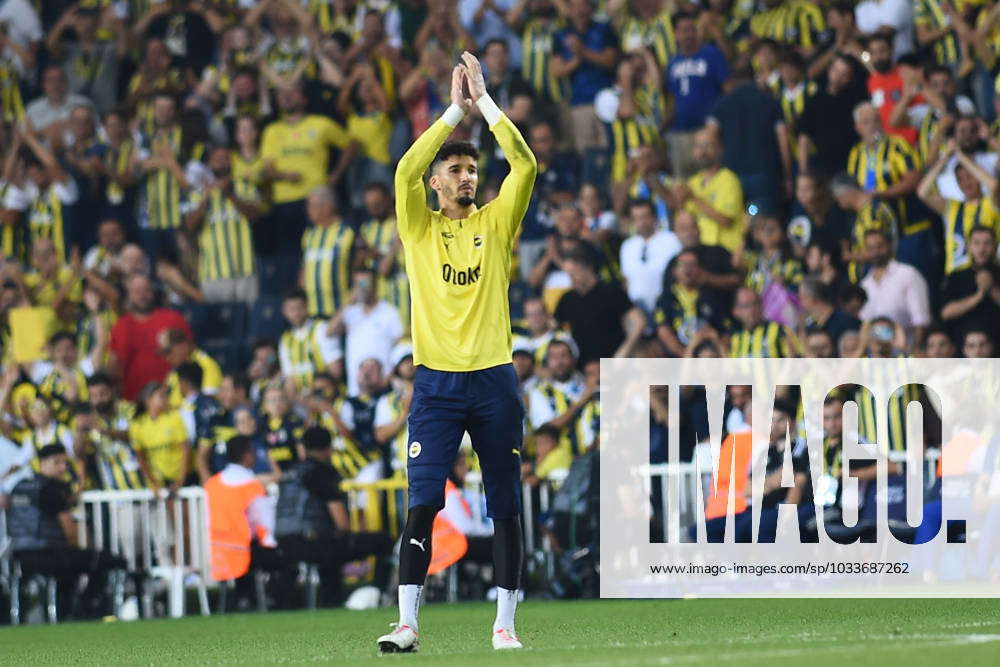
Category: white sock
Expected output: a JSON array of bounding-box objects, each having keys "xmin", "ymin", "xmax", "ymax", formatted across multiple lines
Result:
[
  {"xmin": 493, "ymin": 587, "xmax": 518, "ymax": 632},
  {"xmin": 398, "ymin": 584, "xmax": 422, "ymax": 631}
]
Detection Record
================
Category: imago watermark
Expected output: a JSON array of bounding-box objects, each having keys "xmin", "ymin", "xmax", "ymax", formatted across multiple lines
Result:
[{"xmin": 600, "ymin": 357, "xmax": 1000, "ymax": 597}]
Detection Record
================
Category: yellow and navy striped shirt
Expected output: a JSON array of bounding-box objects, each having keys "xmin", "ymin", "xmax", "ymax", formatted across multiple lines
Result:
[
  {"xmin": 189, "ymin": 186, "xmax": 257, "ymax": 282},
  {"xmin": 360, "ymin": 216, "xmax": 411, "ymax": 332},
  {"xmin": 854, "ymin": 365, "xmax": 921, "ymax": 453},
  {"xmin": 742, "ymin": 251, "xmax": 804, "ymax": 293},
  {"xmin": 280, "ymin": 321, "xmax": 330, "ymax": 391},
  {"xmin": 915, "ymin": 0, "xmax": 960, "ymax": 66},
  {"xmin": 848, "ymin": 198, "xmax": 899, "ymax": 283},
  {"xmin": 846, "ymin": 136, "xmax": 927, "ymax": 236},
  {"xmin": 943, "ymin": 197, "xmax": 1000, "ymax": 275},
  {"xmin": 522, "ymin": 18, "xmax": 569, "ymax": 103},
  {"xmin": 730, "ymin": 320, "xmax": 798, "ymax": 358},
  {"xmin": 917, "ymin": 112, "xmax": 941, "ymax": 166},
  {"xmin": 534, "ymin": 381, "xmax": 583, "ymax": 456},
  {"xmin": 37, "ymin": 366, "xmax": 89, "ymax": 425},
  {"xmin": 0, "ymin": 59, "xmax": 24, "ymax": 123},
  {"xmin": 92, "ymin": 431, "xmax": 145, "ymax": 490},
  {"xmin": 618, "ymin": 10, "xmax": 676, "ymax": 66},
  {"xmin": 139, "ymin": 126, "xmax": 186, "ymax": 230},
  {"xmin": 770, "ymin": 77, "xmax": 818, "ymax": 146},
  {"xmin": 29, "ymin": 188, "xmax": 70, "ymax": 262},
  {"xmin": 302, "ymin": 220, "xmax": 355, "ymax": 318},
  {"xmin": 610, "ymin": 84, "xmax": 665, "ymax": 183},
  {"xmin": 104, "ymin": 139, "xmax": 135, "ymax": 207},
  {"xmin": 0, "ymin": 181, "xmax": 28, "ymax": 263},
  {"xmin": 750, "ymin": 0, "xmax": 826, "ymax": 51}
]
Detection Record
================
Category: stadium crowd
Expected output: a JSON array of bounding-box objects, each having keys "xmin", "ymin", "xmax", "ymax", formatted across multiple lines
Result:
[{"xmin": 0, "ymin": 0, "xmax": 999, "ymax": 619}]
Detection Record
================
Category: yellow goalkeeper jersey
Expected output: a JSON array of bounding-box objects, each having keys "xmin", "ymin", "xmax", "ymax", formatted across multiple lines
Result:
[{"xmin": 395, "ymin": 113, "xmax": 536, "ymax": 372}]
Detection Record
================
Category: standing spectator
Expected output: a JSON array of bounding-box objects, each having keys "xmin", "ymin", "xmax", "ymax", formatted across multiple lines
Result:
[
  {"xmin": 846, "ymin": 102, "xmax": 936, "ymax": 285},
  {"xmin": 460, "ymin": 0, "xmax": 522, "ymax": 68},
  {"xmin": 46, "ymin": 5, "xmax": 125, "ymax": 115},
  {"xmin": 750, "ymin": 0, "xmax": 827, "ymax": 58},
  {"xmin": 174, "ymin": 361, "xmax": 222, "ymax": 456},
  {"xmin": 336, "ymin": 358, "xmax": 387, "ymax": 483},
  {"xmin": 129, "ymin": 382, "xmax": 191, "ymax": 494},
  {"xmin": 618, "ymin": 198, "xmax": 680, "ymax": 314},
  {"xmin": 664, "ymin": 210, "xmax": 742, "ymax": 299},
  {"xmin": 941, "ymin": 226, "xmax": 1000, "ymax": 346},
  {"xmin": 258, "ymin": 384, "xmax": 304, "ymax": 473},
  {"xmin": 159, "ymin": 328, "xmax": 223, "ymax": 407},
  {"xmin": 855, "ymin": 0, "xmax": 915, "ymax": 58},
  {"xmin": 261, "ymin": 82, "xmax": 356, "ymax": 264},
  {"xmin": 326, "ymin": 268, "xmax": 403, "ymax": 397},
  {"xmin": 508, "ymin": 0, "xmax": 566, "ymax": 118},
  {"xmin": 518, "ymin": 120, "xmax": 579, "ymax": 281},
  {"xmin": 654, "ymin": 248, "xmax": 730, "ymax": 356},
  {"xmin": 126, "ymin": 38, "xmax": 191, "ymax": 133},
  {"xmin": 736, "ymin": 213, "xmax": 804, "ymax": 296},
  {"xmin": 183, "ymin": 145, "xmax": 262, "ymax": 304},
  {"xmin": 932, "ymin": 115, "xmax": 999, "ymax": 202},
  {"xmin": 359, "ymin": 182, "xmax": 410, "ymax": 332},
  {"xmin": 891, "ymin": 65, "xmax": 975, "ymax": 164},
  {"xmin": 864, "ymin": 35, "xmax": 922, "ymax": 144},
  {"xmin": 798, "ymin": 53, "xmax": 868, "ymax": 178},
  {"xmin": 528, "ymin": 339, "xmax": 587, "ymax": 455},
  {"xmin": 664, "ymin": 11, "xmax": 728, "ymax": 180},
  {"xmin": 857, "ymin": 229, "xmax": 932, "ymax": 341},
  {"xmin": 415, "ymin": 0, "xmax": 477, "ymax": 57},
  {"xmin": 788, "ymin": 172, "xmax": 852, "ymax": 260},
  {"xmin": 83, "ymin": 218, "xmax": 126, "ymax": 279},
  {"xmin": 477, "ymin": 38, "xmax": 535, "ymax": 180},
  {"xmin": 830, "ymin": 172, "xmax": 899, "ymax": 283},
  {"xmin": 0, "ymin": 0, "xmax": 40, "ymax": 78},
  {"xmin": 550, "ymin": 0, "xmax": 618, "ymax": 155},
  {"xmin": 918, "ymin": 143, "xmax": 999, "ymax": 277},
  {"xmin": 613, "ymin": 0, "xmax": 676, "ymax": 68},
  {"xmin": 555, "ymin": 247, "xmax": 637, "ymax": 365},
  {"xmin": 729, "ymin": 287, "xmax": 799, "ymax": 358},
  {"xmin": 707, "ymin": 67, "xmax": 791, "ymax": 211},
  {"xmin": 300, "ymin": 186, "xmax": 360, "ymax": 319},
  {"xmin": 278, "ymin": 289, "xmax": 343, "ymax": 394},
  {"xmin": 668, "ymin": 126, "xmax": 744, "ymax": 254},
  {"xmin": 108, "ymin": 273, "xmax": 192, "ymax": 401},
  {"xmin": 24, "ymin": 65, "xmax": 95, "ymax": 138},
  {"xmin": 338, "ymin": 62, "xmax": 394, "ymax": 207},
  {"xmin": 22, "ymin": 238, "xmax": 81, "ymax": 330}
]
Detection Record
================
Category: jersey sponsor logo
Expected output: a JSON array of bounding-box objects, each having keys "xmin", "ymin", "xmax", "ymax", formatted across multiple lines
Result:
[
  {"xmin": 441, "ymin": 263, "xmax": 482, "ymax": 286},
  {"xmin": 409, "ymin": 441, "xmax": 421, "ymax": 458}
]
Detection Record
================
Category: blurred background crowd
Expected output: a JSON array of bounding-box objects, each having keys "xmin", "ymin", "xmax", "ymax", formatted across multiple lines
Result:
[{"xmin": 1, "ymin": 0, "xmax": 1000, "ymax": 618}]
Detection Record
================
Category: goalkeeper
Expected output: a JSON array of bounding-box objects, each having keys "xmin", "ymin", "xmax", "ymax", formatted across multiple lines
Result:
[{"xmin": 376, "ymin": 51, "xmax": 537, "ymax": 654}]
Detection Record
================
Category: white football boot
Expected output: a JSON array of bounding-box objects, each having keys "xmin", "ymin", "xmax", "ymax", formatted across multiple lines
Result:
[
  {"xmin": 377, "ymin": 623, "xmax": 419, "ymax": 653},
  {"xmin": 491, "ymin": 628, "xmax": 523, "ymax": 650}
]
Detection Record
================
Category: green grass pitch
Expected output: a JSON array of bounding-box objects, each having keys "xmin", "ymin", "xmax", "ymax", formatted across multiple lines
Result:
[{"xmin": 3, "ymin": 599, "xmax": 1000, "ymax": 665}]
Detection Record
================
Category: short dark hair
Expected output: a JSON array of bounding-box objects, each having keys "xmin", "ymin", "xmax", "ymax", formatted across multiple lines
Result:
[
  {"xmin": 800, "ymin": 276, "xmax": 833, "ymax": 305},
  {"xmin": 482, "ymin": 38, "xmax": 508, "ymax": 55},
  {"xmin": 533, "ymin": 424, "xmax": 561, "ymax": 442},
  {"xmin": 225, "ymin": 435, "xmax": 253, "ymax": 464},
  {"xmin": 628, "ymin": 198, "xmax": 656, "ymax": 218},
  {"xmin": 49, "ymin": 331, "xmax": 76, "ymax": 348},
  {"xmin": 867, "ymin": 33, "xmax": 893, "ymax": 51},
  {"xmin": 38, "ymin": 444, "xmax": 67, "ymax": 460},
  {"xmin": 925, "ymin": 64, "xmax": 952, "ymax": 80},
  {"xmin": 671, "ymin": 10, "xmax": 696, "ymax": 27},
  {"xmin": 176, "ymin": 361, "xmax": 203, "ymax": 389},
  {"xmin": 363, "ymin": 181, "xmax": 390, "ymax": 196},
  {"xmin": 252, "ymin": 337, "xmax": 278, "ymax": 353},
  {"xmin": 87, "ymin": 372, "xmax": 115, "ymax": 389},
  {"xmin": 562, "ymin": 246, "xmax": 597, "ymax": 271},
  {"xmin": 969, "ymin": 225, "xmax": 995, "ymax": 240},
  {"xmin": 772, "ymin": 399, "xmax": 797, "ymax": 420},
  {"xmin": 224, "ymin": 372, "xmax": 250, "ymax": 396},
  {"xmin": 284, "ymin": 288, "xmax": 308, "ymax": 304},
  {"xmin": 780, "ymin": 50, "xmax": 805, "ymax": 71},
  {"xmin": 431, "ymin": 141, "xmax": 479, "ymax": 172},
  {"xmin": 302, "ymin": 426, "xmax": 333, "ymax": 451}
]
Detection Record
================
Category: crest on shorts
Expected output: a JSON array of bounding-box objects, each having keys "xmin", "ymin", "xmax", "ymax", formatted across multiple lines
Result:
[{"xmin": 409, "ymin": 441, "xmax": 422, "ymax": 458}]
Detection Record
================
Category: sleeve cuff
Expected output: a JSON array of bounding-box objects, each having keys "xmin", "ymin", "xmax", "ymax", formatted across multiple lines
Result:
[
  {"xmin": 441, "ymin": 104, "xmax": 466, "ymax": 127},
  {"xmin": 476, "ymin": 94, "xmax": 503, "ymax": 126}
]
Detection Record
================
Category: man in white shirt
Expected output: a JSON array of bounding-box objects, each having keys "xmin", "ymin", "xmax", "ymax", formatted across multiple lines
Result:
[
  {"xmin": 855, "ymin": 0, "xmax": 915, "ymax": 58},
  {"xmin": 25, "ymin": 65, "xmax": 96, "ymax": 135},
  {"xmin": 858, "ymin": 229, "xmax": 931, "ymax": 339},
  {"xmin": 327, "ymin": 267, "xmax": 403, "ymax": 396},
  {"xmin": 619, "ymin": 199, "xmax": 681, "ymax": 314}
]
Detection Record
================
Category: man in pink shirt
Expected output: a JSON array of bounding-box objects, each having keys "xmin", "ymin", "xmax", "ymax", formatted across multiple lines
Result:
[
  {"xmin": 109, "ymin": 273, "xmax": 192, "ymax": 400},
  {"xmin": 858, "ymin": 229, "xmax": 931, "ymax": 342}
]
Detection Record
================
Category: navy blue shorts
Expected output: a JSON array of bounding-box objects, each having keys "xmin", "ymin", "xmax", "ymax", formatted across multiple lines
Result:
[{"xmin": 407, "ymin": 363, "xmax": 523, "ymax": 519}]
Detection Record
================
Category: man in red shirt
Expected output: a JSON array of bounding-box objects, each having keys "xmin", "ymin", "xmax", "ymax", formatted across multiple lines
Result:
[
  {"xmin": 109, "ymin": 273, "xmax": 192, "ymax": 400},
  {"xmin": 866, "ymin": 34, "xmax": 922, "ymax": 145}
]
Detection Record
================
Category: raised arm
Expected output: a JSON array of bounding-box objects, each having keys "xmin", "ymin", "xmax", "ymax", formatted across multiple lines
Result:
[
  {"xmin": 461, "ymin": 52, "xmax": 537, "ymax": 235},
  {"xmin": 394, "ymin": 65, "xmax": 469, "ymax": 240}
]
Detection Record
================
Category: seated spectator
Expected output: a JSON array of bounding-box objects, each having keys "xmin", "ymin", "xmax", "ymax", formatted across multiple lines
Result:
[
  {"xmin": 804, "ymin": 240, "xmax": 852, "ymax": 303},
  {"xmin": 72, "ymin": 402, "xmax": 144, "ymax": 492},
  {"xmin": 374, "ymin": 343, "xmax": 414, "ymax": 479},
  {"xmin": 334, "ymin": 358, "xmax": 387, "ymax": 484},
  {"xmin": 160, "ymin": 328, "xmax": 223, "ymax": 407},
  {"xmin": 555, "ymin": 247, "xmax": 639, "ymax": 365},
  {"xmin": 109, "ymin": 273, "xmax": 192, "ymax": 401},
  {"xmin": 787, "ymin": 171, "xmax": 852, "ymax": 261},
  {"xmin": 129, "ymin": 381, "xmax": 191, "ymax": 495},
  {"xmin": 799, "ymin": 276, "xmax": 861, "ymax": 347},
  {"xmin": 279, "ymin": 289, "xmax": 343, "ymax": 396},
  {"xmin": 204, "ymin": 435, "xmax": 279, "ymax": 603},
  {"xmin": 275, "ymin": 426, "xmax": 393, "ymax": 607},
  {"xmin": 850, "ymin": 316, "xmax": 910, "ymax": 359},
  {"xmin": 174, "ymin": 362, "xmax": 223, "ymax": 462},
  {"xmin": 518, "ymin": 297, "xmax": 570, "ymax": 371},
  {"xmin": 857, "ymin": 229, "xmax": 932, "ymax": 343},
  {"xmin": 918, "ymin": 143, "xmax": 999, "ymax": 276},
  {"xmin": 16, "ymin": 397, "xmax": 77, "ymax": 488},
  {"xmin": 30, "ymin": 332, "xmax": 93, "ymax": 424},
  {"xmin": 5, "ymin": 444, "xmax": 124, "ymax": 619},
  {"xmin": 735, "ymin": 213, "xmax": 804, "ymax": 296},
  {"xmin": 529, "ymin": 203, "xmax": 608, "ymax": 312},
  {"xmin": 522, "ymin": 424, "xmax": 572, "ymax": 487},
  {"xmin": 247, "ymin": 338, "xmax": 282, "ymax": 405},
  {"xmin": 962, "ymin": 328, "xmax": 994, "ymax": 359},
  {"xmin": 231, "ymin": 406, "xmax": 281, "ymax": 485},
  {"xmin": 23, "ymin": 239, "xmax": 81, "ymax": 330},
  {"xmin": 577, "ymin": 183, "xmax": 617, "ymax": 247},
  {"xmin": 665, "ymin": 210, "xmax": 742, "ymax": 300},
  {"xmin": 804, "ymin": 329, "xmax": 836, "ymax": 358},
  {"xmin": 829, "ymin": 173, "xmax": 900, "ymax": 283},
  {"xmin": 941, "ymin": 226, "xmax": 1000, "ymax": 345},
  {"xmin": 923, "ymin": 326, "xmax": 957, "ymax": 358},
  {"xmin": 83, "ymin": 218, "xmax": 127, "ymax": 280},
  {"xmin": 618, "ymin": 199, "xmax": 681, "ymax": 315},
  {"xmin": 326, "ymin": 267, "xmax": 403, "ymax": 397},
  {"xmin": 655, "ymin": 249, "xmax": 730, "ymax": 357},
  {"xmin": 729, "ymin": 287, "xmax": 800, "ymax": 358}
]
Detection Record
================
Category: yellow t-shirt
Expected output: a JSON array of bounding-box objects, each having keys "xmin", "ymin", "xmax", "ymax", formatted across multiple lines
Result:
[
  {"xmin": 23, "ymin": 267, "xmax": 82, "ymax": 330},
  {"xmin": 129, "ymin": 410, "xmax": 189, "ymax": 484},
  {"xmin": 395, "ymin": 114, "xmax": 537, "ymax": 371},
  {"xmin": 686, "ymin": 167, "xmax": 745, "ymax": 253},
  {"xmin": 166, "ymin": 348, "xmax": 223, "ymax": 407},
  {"xmin": 347, "ymin": 112, "xmax": 392, "ymax": 165},
  {"xmin": 260, "ymin": 115, "xmax": 350, "ymax": 203}
]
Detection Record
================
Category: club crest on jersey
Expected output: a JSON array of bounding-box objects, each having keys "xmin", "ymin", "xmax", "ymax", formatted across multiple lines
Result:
[
  {"xmin": 409, "ymin": 441, "xmax": 422, "ymax": 458},
  {"xmin": 474, "ymin": 234, "xmax": 483, "ymax": 248}
]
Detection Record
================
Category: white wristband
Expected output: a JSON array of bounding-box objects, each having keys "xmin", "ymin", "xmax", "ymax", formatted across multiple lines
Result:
[
  {"xmin": 441, "ymin": 104, "xmax": 466, "ymax": 128},
  {"xmin": 476, "ymin": 94, "xmax": 503, "ymax": 126}
]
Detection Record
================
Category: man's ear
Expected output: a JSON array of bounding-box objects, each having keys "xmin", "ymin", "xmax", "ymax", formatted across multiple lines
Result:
[{"xmin": 428, "ymin": 173, "xmax": 439, "ymax": 191}]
